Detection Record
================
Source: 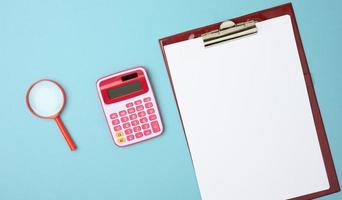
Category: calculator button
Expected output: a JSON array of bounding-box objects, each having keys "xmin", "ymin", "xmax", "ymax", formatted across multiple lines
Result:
[
  {"xmin": 138, "ymin": 111, "xmax": 146, "ymax": 117},
  {"xmin": 146, "ymin": 108, "xmax": 155, "ymax": 115},
  {"xmin": 135, "ymin": 132, "xmax": 143, "ymax": 138},
  {"xmin": 114, "ymin": 125, "xmax": 122, "ymax": 131},
  {"xmin": 117, "ymin": 137, "xmax": 126, "ymax": 144},
  {"xmin": 124, "ymin": 128, "xmax": 133, "ymax": 135},
  {"xmin": 123, "ymin": 123, "xmax": 131, "ymax": 129},
  {"xmin": 119, "ymin": 110, "xmax": 127, "ymax": 116},
  {"xmin": 133, "ymin": 126, "xmax": 141, "ymax": 132},
  {"xmin": 134, "ymin": 100, "xmax": 142, "ymax": 105},
  {"xmin": 115, "ymin": 132, "xmax": 124, "ymax": 138},
  {"xmin": 121, "ymin": 116, "xmax": 129, "ymax": 123},
  {"xmin": 142, "ymin": 123, "xmax": 150, "ymax": 129},
  {"xmin": 126, "ymin": 102, "xmax": 134, "ymax": 108},
  {"xmin": 127, "ymin": 135, "xmax": 135, "ymax": 141},
  {"xmin": 147, "ymin": 108, "xmax": 155, "ymax": 115},
  {"xmin": 128, "ymin": 107, "xmax": 135, "ymax": 114},
  {"xmin": 140, "ymin": 117, "xmax": 148, "ymax": 124},
  {"xmin": 143, "ymin": 97, "xmax": 151, "ymax": 102},
  {"xmin": 110, "ymin": 113, "xmax": 118, "ymax": 119},
  {"xmin": 129, "ymin": 114, "xmax": 137, "ymax": 120},
  {"xmin": 112, "ymin": 119, "xmax": 120, "ymax": 125},
  {"xmin": 151, "ymin": 121, "xmax": 160, "ymax": 133},
  {"xmin": 149, "ymin": 114, "xmax": 157, "ymax": 121},
  {"xmin": 144, "ymin": 129, "xmax": 152, "ymax": 136},
  {"xmin": 136, "ymin": 105, "xmax": 144, "ymax": 111},
  {"xmin": 131, "ymin": 120, "xmax": 139, "ymax": 126},
  {"xmin": 145, "ymin": 102, "xmax": 153, "ymax": 108}
]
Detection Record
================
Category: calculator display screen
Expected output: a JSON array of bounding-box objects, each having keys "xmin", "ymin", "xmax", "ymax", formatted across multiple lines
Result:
[{"xmin": 108, "ymin": 81, "xmax": 141, "ymax": 99}]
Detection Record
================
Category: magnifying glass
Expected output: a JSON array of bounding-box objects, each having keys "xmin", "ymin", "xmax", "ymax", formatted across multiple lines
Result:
[{"xmin": 26, "ymin": 79, "xmax": 77, "ymax": 151}]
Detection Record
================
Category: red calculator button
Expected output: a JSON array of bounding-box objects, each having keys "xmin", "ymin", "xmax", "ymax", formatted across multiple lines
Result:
[
  {"xmin": 136, "ymin": 105, "xmax": 144, "ymax": 111},
  {"xmin": 140, "ymin": 117, "xmax": 148, "ymax": 124},
  {"xmin": 143, "ymin": 97, "xmax": 151, "ymax": 102},
  {"xmin": 143, "ymin": 129, "xmax": 152, "ymax": 136},
  {"xmin": 127, "ymin": 135, "xmax": 135, "ymax": 141},
  {"xmin": 135, "ymin": 132, "xmax": 143, "ymax": 138},
  {"xmin": 125, "ymin": 128, "xmax": 133, "ymax": 135},
  {"xmin": 121, "ymin": 116, "xmax": 129, "ymax": 123},
  {"xmin": 147, "ymin": 108, "xmax": 155, "ymax": 115},
  {"xmin": 145, "ymin": 102, "xmax": 153, "ymax": 108},
  {"xmin": 131, "ymin": 120, "xmax": 139, "ymax": 126},
  {"xmin": 142, "ymin": 123, "xmax": 150, "ymax": 129},
  {"xmin": 114, "ymin": 125, "xmax": 122, "ymax": 131},
  {"xmin": 151, "ymin": 121, "xmax": 160, "ymax": 133},
  {"xmin": 110, "ymin": 113, "xmax": 118, "ymax": 119},
  {"xmin": 134, "ymin": 100, "xmax": 142, "ymax": 105},
  {"xmin": 112, "ymin": 119, "xmax": 120, "ymax": 125},
  {"xmin": 128, "ymin": 107, "xmax": 135, "ymax": 114},
  {"xmin": 123, "ymin": 123, "xmax": 131, "ymax": 129},
  {"xmin": 119, "ymin": 110, "xmax": 127, "ymax": 116},
  {"xmin": 126, "ymin": 102, "xmax": 134, "ymax": 108},
  {"xmin": 138, "ymin": 111, "xmax": 146, "ymax": 117},
  {"xmin": 129, "ymin": 114, "xmax": 137, "ymax": 120},
  {"xmin": 149, "ymin": 114, "xmax": 157, "ymax": 121},
  {"xmin": 133, "ymin": 126, "xmax": 141, "ymax": 132}
]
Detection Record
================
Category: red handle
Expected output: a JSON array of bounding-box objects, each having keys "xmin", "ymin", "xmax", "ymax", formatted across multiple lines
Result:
[{"xmin": 55, "ymin": 116, "xmax": 77, "ymax": 151}]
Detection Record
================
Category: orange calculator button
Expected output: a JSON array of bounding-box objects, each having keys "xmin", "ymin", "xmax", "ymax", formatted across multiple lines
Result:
[
  {"xmin": 116, "ymin": 132, "xmax": 124, "ymax": 138},
  {"xmin": 117, "ymin": 137, "xmax": 126, "ymax": 144}
]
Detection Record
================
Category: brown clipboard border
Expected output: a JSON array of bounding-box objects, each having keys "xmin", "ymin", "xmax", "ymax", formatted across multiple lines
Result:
[{"xmin": 159, "ymin": 3, "xmax": 340, "ymax": 199}]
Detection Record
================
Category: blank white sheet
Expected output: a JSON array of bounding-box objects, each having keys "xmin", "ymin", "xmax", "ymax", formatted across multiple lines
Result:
[{"xmin": 164, "ymin": 15, "xmax": 329, "ymax": 200}]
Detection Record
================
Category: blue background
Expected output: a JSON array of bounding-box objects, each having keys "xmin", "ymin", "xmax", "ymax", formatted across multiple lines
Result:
[{"xmin": 0, "ymin": 0, "xmax": 341, "ymax": 199}]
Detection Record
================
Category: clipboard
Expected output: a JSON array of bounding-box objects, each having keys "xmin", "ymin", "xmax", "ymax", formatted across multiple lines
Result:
[{"xmin": 159, "ymin": 3, "xmax": 340, "ymax": 200}]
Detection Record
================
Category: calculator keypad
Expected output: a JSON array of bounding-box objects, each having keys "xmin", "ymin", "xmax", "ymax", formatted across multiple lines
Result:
[{"xmin": 110, "ymin": 97, "xmax": 161, "ymax": 145}]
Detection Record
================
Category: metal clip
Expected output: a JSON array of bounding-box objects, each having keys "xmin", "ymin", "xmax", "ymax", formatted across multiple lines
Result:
[{"xmin": 202, "ymin": 20, "xmax": 257, "ymax": 47}]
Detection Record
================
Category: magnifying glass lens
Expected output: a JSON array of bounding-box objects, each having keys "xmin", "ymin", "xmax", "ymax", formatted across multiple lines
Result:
[{"xmin": 28, "ymin": 81, "xmax": 64, "ymax": 117}]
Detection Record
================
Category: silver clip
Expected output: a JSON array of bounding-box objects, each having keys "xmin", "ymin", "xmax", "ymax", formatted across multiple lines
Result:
[{"xmin": 202, "ymin": 20, "xmax": 257, "ymax": 47}]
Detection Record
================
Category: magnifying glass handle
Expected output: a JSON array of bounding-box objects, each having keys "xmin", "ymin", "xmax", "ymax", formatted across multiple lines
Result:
[{"xmin": 55, "ymin": 117, "xmax": 77, "ymax": 151}]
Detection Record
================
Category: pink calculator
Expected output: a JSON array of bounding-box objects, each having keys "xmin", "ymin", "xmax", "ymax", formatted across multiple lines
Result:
[{"xmin": 96, "ymin": 67, "xmax": 164, "ymax": 147}]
